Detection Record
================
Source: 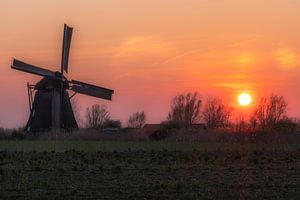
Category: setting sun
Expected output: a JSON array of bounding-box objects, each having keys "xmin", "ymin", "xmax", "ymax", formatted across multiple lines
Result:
[{"xmin": 238, "ymin": 93, "xmax": 252, "ymax": 106}]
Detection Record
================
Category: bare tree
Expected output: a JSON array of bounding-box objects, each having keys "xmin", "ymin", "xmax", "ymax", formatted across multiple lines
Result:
[
  {"xmin": 252, "ymin": 94, "xmax": 287, "ymax": 128},
  {"xmin": 167, "ymin": 92, "xmax": 202, "ymax": 126},
  {"xmin": 249, "ymin": 116, "xmax": 258, "ymax": 130},
  {"xmin": 202, "ymin": 97, "xmax": 232, "ymax": 128},
  {"xmin": 85, "ymin": 104, "xmax": 110, "ymax": 129},
  {"xmin": 127, "ymin": 111, "xmax": 146, "ymax": 128},
  {"xmin": 234, "ymin": 113, "xmax": 247, "ymax": 132}
]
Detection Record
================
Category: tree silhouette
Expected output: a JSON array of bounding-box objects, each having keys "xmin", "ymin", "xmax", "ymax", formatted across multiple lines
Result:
[
  {"xmin": 167, "ymin": 92, "xmax": 201, "ymax": 126},
  {"xmin": 252, "ymin": 94, "xmax": 287, "ymax": 129},
  {"xmin": 127, "ymin": 111, "xmax": 146, "ymax": 128},
  {"xmin": 85, "ymin": 104, "xmax": 110, "ymax": 129},
  {"xmin": 202, "ymin": 97, "xmax": 232, "ymax": 128}
]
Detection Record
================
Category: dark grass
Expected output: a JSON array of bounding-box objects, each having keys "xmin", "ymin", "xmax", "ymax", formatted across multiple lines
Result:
[
  {"xmin": 0, "ymin": 149, "xmax": 299, "ymax": 199},
  {"xmin": 0, "ymin": 140, "xmax": 299, "ymax": 152},
  {"xmin": 0, "ymin": 141, "xmax": 299, "ymax": 199}
]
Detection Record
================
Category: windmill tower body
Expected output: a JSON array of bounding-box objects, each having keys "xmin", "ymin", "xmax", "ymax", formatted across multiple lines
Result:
[
  {"xmin": 25, "ymin": 76, "xmax": 78, "ymax": 132},
  {"xmin": 11, "ymin": 25, "xmax": 114, "ymax": 133}
]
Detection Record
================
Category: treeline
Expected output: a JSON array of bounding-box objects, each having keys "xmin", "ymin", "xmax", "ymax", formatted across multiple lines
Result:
[
  {"xmin": 83, "ymin": 92, "xmax": 299, "ymax": 132},
  {"xmin": 84, "ymin": 104, "xmax": 146, "ymax": 129},
  {"xmin": 149, "ymin": 92, "xmax": 299, "ymax": 140},
  {"xmin": 0, "ymin": 92, "xmax": 299, "ymax": 141},
  {"xmin": 166, "ymin": 92, "xmax": 298, "ymax": 132}
]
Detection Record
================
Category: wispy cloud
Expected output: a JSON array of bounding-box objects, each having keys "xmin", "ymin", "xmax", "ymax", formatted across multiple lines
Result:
[{"xmin": 212, "ymin": 82, "xmax": 260, "ymax": 89}]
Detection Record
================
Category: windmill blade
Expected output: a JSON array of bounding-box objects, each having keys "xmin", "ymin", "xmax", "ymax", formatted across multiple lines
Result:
[
  {"xmin": 70, "ymin": 80, "xmax": 114, "ymax": 100},
  {"xmin": 61, "ymin": 24, "xmax": 73, "ymax": 73},
  {"xmin": 11, "ymin": 58, "xmax": 55, "ymax": 77}
]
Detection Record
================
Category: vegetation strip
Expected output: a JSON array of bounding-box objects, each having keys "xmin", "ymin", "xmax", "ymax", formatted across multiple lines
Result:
[{"xmin": 0, "ymin": 141, "xmax": 299, "ymax": 152}]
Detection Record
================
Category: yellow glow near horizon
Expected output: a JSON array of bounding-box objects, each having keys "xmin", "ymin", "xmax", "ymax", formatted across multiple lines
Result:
[
  {"xmin": 238, "ymin": 93, "xmax": 252, "ymax": 106},
  {"xmin": 276, "ymin": 49, "xmax": 297, "ymax": 67},
  {"xmin": 237, "ymin": 53, "xmax": 253, "ymax": 65}
]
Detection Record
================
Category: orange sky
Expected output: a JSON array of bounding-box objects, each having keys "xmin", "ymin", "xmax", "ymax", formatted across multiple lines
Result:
[{"xmin": 1, "ymin": 0, "xmax": 300, "ymax": 128}]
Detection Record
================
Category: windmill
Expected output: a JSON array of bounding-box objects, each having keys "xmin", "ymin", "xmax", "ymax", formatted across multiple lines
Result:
[{"xmin": 11, "ymin": 24, "xmax": 114, "ymax": 132}]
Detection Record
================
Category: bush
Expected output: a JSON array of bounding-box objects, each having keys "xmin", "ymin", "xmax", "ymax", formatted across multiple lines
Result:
[
  {"xmin": 11, "ymin": 129, "xmax": 26, "ymax": 140},
  {"xmin": 0, "ymin": 127, "xmax": 26, "ymax": 140},
  {"xmin": 149, "ymin": 120, "xmax": 182, "ymax": 141},
  {"xmin": 275, "ymin": 118, "xmax": 297, "ymax": 134},
  {"xmin": 102, "ymin": 119, "xmax": 122, "ymax": 129},
  {"xmin": 149, "ymin": 130, "xmax": 169, "ymax": 141},
  {"xmin": 161, "ymin": 120, "xmax": 183, "ymax": 131}
]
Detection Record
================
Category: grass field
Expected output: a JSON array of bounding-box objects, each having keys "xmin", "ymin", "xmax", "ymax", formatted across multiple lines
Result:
[
  {"xmin": 0, "ymin": 140, "xmax": 299, "ymax": 152},
  {"xmin": 0, "ymin": 141, "xmax": 299, "ymax": 199}
]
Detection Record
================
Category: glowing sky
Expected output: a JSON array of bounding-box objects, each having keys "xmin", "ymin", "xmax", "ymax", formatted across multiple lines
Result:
[{"xmin": 1, "ymin": 0, "xmax": 300, "ymax": 128}]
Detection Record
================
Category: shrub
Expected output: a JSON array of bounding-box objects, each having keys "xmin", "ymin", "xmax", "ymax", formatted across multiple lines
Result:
[
  {"xmin": 149, "ymin": 130, "xmax": 168, "ymax": 141},
  {"xmin": 149, "ymin": 120, "xmax": 182, "ymax": 140},
  {"xmin": 102, "ymin": 119, "xmax": 122, "ymax": 129},
  {"xmin": 11, "ymin": 129, "xmax": 26, "ymax": 140},
  {"xmin": 275, "ymin": 117, "xmax": 297, "ymax": 134}
]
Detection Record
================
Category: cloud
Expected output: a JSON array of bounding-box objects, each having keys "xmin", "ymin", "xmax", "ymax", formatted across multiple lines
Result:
[
  {"xmin": 236, "ymin": 53, "xmax": 254, "ymax": 65},
  {"xmin": 111, "ymin": 35, "xmax": 176, "ymax": 68},
  {"xmin": 212, "ymin": 82, "xmax": 259, "ymax": 89},
  {"xmin": 275, "ymin": 49, "xmax": 298, "ymax": 68},
  {"xmin": 118, "ymin": 35, "xmax": 174, "ymax": 54},
  {"xmin": 109, "ymin": 35, "xmax": 179, "ymax": 83}
]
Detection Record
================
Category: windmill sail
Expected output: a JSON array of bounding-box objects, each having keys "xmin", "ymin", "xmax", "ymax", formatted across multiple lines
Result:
[
  {"xmin": 11, "ymin": 24, "xmax": 114, "ymax": 133},
  {"xmin": 70, "ymin": 80, "xmax": 114, "ymax": 100},
  {"xmin": 61, "ymin": 24, "xmax": 73, "ymax": 73},
  {"xmin": 11, "ymin": 58, "xmax": 55, "ymax": 77}
]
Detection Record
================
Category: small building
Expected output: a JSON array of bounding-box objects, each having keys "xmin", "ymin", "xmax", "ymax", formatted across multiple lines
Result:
[
  {"xmin": 102, "ymin": 128, "xmax": 120, "ymax": 133},
  {"xmin": 142, "ymin": 124, "xmax": 162, "ymax": 135}
]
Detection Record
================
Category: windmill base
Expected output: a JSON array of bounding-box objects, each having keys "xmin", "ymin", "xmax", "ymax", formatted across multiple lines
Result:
[{"xmin": 25, "ymin": 89, "xmax": 78, "ymax": 133}]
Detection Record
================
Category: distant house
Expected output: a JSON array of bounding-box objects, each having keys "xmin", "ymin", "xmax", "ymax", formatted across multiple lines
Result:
[
  {"xmin": 143, "ymin": 123, "xmax": 206, "ymax": 131},
  {"xmin": 141, "ymin": 123, "xmax": 207, "ymax": 136},
  {"xmin": 142, "ymin": 124, "xmax": 162, "ymax": 135},
  {"xmin": 102, "ymin": 128, "xmax": 120, "ymax": 133}
]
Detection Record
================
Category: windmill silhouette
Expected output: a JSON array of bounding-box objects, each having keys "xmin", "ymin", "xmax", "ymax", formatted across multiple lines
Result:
[{"xmin": 11, "ymin": 24, "xmax": 114, "ymax": 132}]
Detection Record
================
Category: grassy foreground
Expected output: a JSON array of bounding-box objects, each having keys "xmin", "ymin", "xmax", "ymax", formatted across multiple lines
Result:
[
  {"xmin": 0, "ymin": 140, "xmax": 299, "ymax": 152},
  {"xmin": 0, "ymin": 141, "xmax": 299, "ymax": 199}
]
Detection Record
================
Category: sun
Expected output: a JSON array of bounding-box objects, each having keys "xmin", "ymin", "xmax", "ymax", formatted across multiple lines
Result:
[{"xmin": 238, "ymin": 93, "xmax": 252, "ymax": 106}]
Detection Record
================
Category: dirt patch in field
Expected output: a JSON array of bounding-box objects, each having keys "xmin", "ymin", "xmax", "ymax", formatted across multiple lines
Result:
[{"xmin": 0, "ymin": 149, "xmax": 299, "ymax": 199}]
